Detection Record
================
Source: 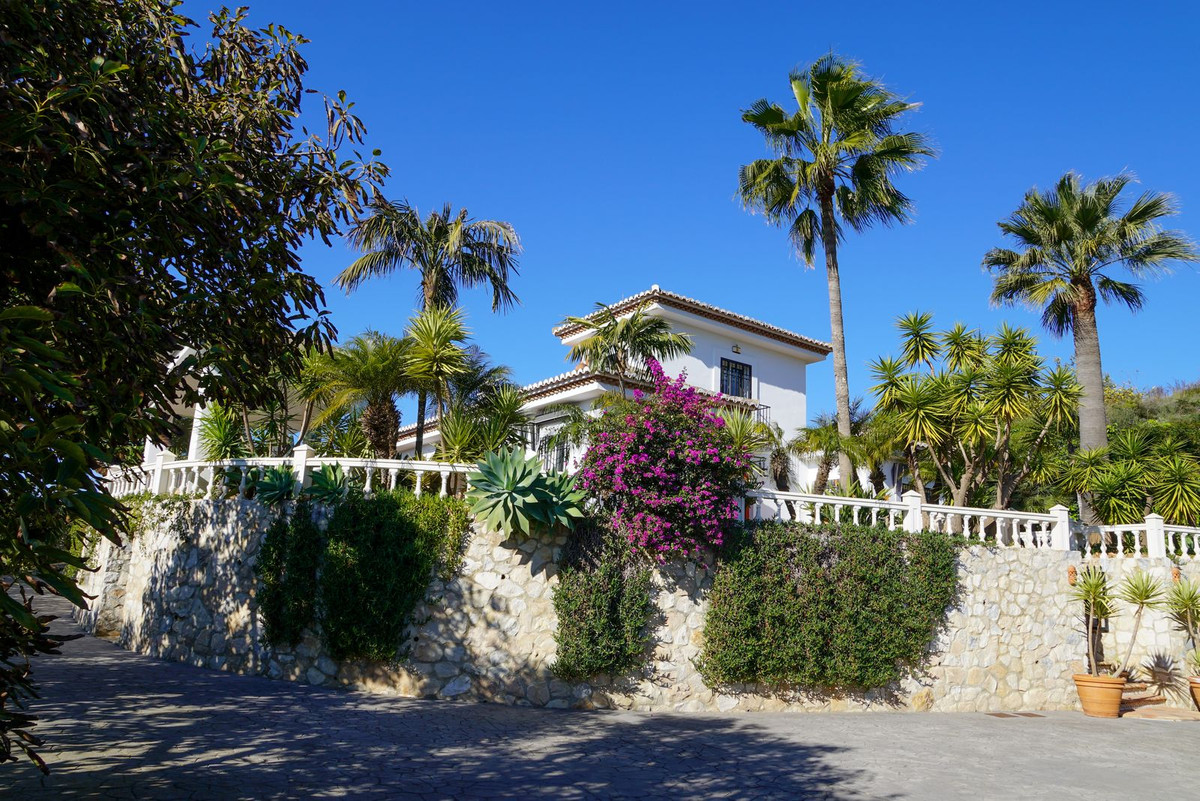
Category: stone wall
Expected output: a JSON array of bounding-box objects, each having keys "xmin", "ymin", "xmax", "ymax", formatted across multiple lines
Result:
[{"xmin": 77, "ymin": 499, "xmax": 1200, "ymax": 713}]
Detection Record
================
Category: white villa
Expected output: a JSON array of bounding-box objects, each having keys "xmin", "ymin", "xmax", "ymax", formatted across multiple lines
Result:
[
  {"xmin": 396, "ymin": 285, "xmax": 853, "ymax": 490},
  {"xmin": 131, "ymin": 284, "xmax": 888, "ymax": 497}
]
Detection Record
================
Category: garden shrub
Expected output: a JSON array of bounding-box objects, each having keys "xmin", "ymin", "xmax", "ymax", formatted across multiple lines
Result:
[
  {"xmin": 319, "ymin": 491, "xmax": 470, "ymax": 661},
  {"xmin": 578, "ymin": 360, "xmax": 751, "ymax": 559},
  {"xmin": 256, "ymin": 500, "xmax": 323, "ymax": 647},
  {"xmin": 698, "ymin": 522, "xmax": 959, "ymax": 691},
  {"xmin": 552, "ymin": 523, "xmax": 654, "ymax": 681}
]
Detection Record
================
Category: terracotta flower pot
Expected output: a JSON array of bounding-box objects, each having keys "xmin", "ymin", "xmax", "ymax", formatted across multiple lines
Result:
[
  {"xmin": 1190, "ymin": 677, "xmax": 1200, "ymax": 712},
  {"xmin": 1073, "ymin": 673, "xmax": 1126, "ymax": 718}
]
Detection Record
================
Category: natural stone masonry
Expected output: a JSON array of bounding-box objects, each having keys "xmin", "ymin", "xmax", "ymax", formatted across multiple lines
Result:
[{"xmin": 77, "ymin": 499, "xmax": 1200, "ymax": 714}]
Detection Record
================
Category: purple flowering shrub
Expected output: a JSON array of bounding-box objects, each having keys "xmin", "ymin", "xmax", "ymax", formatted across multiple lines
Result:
[{"xmin": 578, "ymin": 360, "xmax": 752, "ymax": 560}]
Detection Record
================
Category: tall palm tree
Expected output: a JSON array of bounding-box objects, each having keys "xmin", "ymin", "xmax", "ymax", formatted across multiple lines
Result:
[
  {"xmin": 561, "ymin": 303, "xmax": 693, "ymax": 392},
  {"xmin": 336, "ymin": 199, "xmax": 521, "ymax": 456},
  {"xmin": 405, "ymin": 306, "xmax": 470, "ymax": 421},
  {"xmin": 304, "ymin": 331, "xmax": 413, "ymax": 459},
  {"xmin": 984, "ymin": 172, "xmax": 1197, "ymax": 520},
  {"xmin": 739, "ymin": 53, "xmax": 933, "ymax": 491}
]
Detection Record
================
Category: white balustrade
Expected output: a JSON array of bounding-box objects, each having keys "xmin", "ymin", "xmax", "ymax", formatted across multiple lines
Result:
[
  {"xmin": 104, "ymin": 452, "xmax": 474, "ymax": 502},
  {"xmin": 741, "ymin": 486, "xmax": 1191, "ymax": 558}
]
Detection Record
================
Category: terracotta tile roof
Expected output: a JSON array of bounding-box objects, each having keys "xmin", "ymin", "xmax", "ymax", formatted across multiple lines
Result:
[{"xmin": 551, "ymin": 285, "xmax": 832, "ymax": 356}]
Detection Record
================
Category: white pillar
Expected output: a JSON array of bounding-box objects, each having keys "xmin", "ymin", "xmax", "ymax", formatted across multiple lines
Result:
[
  {"xmin": 291, "ymin": 443, "xmax": 312, "ymax": 495},
  {"xmin": 151, "ymin": 451, "xmax": 176, "ymax": 495},
  {"xmin": 1049, "ymin": 504, "xmax": 1073, "ymax": 551},
  {"xmin": 186, "ymin": 400, "xmax": 210, "ymax": 461},
  {"xmin": 1145, "ymin": 513, "xmax": 1167, "ymax": 559},
  {"xmin": 902, "ymin": 490, "xmax": 924, "ymax": 533}
]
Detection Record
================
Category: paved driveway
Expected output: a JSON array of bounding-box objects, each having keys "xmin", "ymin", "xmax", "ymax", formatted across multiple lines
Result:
[{"xmin": 6, "ymin": 597, "xmax": 1198, "ymax": 800}]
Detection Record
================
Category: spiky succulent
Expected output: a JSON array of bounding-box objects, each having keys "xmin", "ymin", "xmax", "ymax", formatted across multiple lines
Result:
[
  {"xmin": 304, "ymin": 463, "xmax": 347, "ymax": 505},
  {"xmin": 466, "ymin": 448, "xmax": 585, "ymax": 536},
  {"xmin": 256, "ymin": 465, "xmax": 296, "ymax": 508}
]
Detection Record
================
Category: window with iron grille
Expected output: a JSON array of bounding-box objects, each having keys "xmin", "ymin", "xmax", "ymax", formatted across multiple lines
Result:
[{"xmin": 720, "ymin": 358, "xmax": 753, "ymax": 399}]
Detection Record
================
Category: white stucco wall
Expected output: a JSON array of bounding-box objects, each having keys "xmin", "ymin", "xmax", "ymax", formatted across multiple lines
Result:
[{"xmin": 649, "ymin": 306, "xmax": 819, "ymax": 439}]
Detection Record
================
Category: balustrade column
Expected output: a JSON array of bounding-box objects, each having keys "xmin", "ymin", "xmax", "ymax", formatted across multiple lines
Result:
[
  {"xmin": 1145, "ymin": 513, "xmax": 1167, "ymax": 559},
  {"xmin": 901, "ymin": 490, "xmax": 923, "ymax": 533},
  {"xmin": 291, "ymin": 443, "xmax": 312, "ymax": 495},
  {"xmin": 151, "ymin": 451, "xmax": 176, "ymax": 495}
]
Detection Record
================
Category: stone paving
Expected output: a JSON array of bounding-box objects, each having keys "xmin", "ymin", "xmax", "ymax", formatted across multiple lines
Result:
[{"xmin": 6, "ymin": 597, "xmax": 1199, "ymax": 800}]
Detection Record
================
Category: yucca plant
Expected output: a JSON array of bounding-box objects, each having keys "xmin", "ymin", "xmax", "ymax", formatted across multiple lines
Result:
[
  {"xmin": 304, "ymin": 463, "xmax": 347, "ymax": 505},
  {"xmin": 256, "ymin": 465, "xmax": 296, "ymax": 508},
  {"xmin": 1115, "ymin": 570, "xmax": 1166, "ymax": 676},
  {"xmin": 1186, "ymin": 647, "xmax": 1200, "ymax": 678},
  {"xmin": 1167, "ymin": 577, "xmax": 1200, "ymax": 649},
  {"xmin": 1071, "ymin": 566, "xmax": 1115, "ymax": 676}
]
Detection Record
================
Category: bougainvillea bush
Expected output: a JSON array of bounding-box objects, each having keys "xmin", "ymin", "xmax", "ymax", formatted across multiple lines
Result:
[{"xmin": 578, "ymin": 360, "xmax": 751, "ymax": 559}]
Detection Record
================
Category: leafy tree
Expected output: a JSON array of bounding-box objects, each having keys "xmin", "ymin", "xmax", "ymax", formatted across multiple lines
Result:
[
  {"xmin": 304, "ymin": 333, "xmax": 413, "ymax": 459},
  {"xmin": 739, "ymin": 53, "xmax": 933, "ymax": 490},
  {"xmin": 560, "ymin": 304, "xmax": 693, "ymax": 393},
  {"xmin": 984, "ymin": 172, "xmax": 1198, "ymax": 520},
  {"xmin": 0, "ymin": 1, "xmax": 385, "ymax": 769},
  {"xmin": 335, "ymin": 200, "xmax": 521, "ymax": 457},
  {"xmin": 870, "ymin": 315, "xmax": 1081, "ymax": 510}
]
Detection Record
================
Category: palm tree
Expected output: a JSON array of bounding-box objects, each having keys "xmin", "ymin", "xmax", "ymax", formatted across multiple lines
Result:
[
  {"xmin": 561, "ymin": 303, "xmax": 693, "ymax": 392},
  {"xmin": 304, "ymin": 331, "xmax": 413, "ymax": 459},
  {"xmin": 336, "ymin": 199, "xmax": 521, "ymax": 456},
  {"xmin": 984, "ymin": 172, "xmax": 1198, "ymax": 520},
  {"xmin": 792, "ymin": 412, "xmax": 844, "ymax": 495},
  {"xmin": 405, "ymin": 306, "xmax": 470, "ymax": 421},
  {"xmin": 739, "ymin": 53, "xmax": 933, "ymax": 493}
]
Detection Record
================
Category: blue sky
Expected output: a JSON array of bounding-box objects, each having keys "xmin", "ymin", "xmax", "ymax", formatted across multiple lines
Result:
[{"xmin": 199, "ymin": 1, "xmax": 1199, "ymax": 426}]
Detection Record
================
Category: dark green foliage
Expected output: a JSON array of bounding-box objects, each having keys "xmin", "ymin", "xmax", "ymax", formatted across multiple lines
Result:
[
  {"xmin": 256, "ymin": 502, "xmax": 324, "ymax": 647},
  {"xmin": 1, "ymin": 0, "xmax": 385, "ymax": 769},
  {"xmin": 552, "ymin": 525, "xmax": 654, "ymax": 681},
  {"xmin": 699, "ymin": 523, "xmax": 959, "ymax": 691},
  {"xmin": 319, "ymin": 492, "xmax": 470, "ymax": 661}
]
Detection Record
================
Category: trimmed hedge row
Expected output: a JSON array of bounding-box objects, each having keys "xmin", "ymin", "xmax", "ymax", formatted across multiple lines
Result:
[{"xmin": 698, "ymin": 522, "xmax": 959, "ymax": 691}]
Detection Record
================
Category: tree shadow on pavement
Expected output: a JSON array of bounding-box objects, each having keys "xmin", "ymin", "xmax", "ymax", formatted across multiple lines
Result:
[{"xmin": 8, "ymin": 597, "xmax": 891, "ymax": 800}]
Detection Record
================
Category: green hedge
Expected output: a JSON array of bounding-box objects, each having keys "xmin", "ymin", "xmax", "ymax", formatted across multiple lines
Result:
[
  {"xmin": 256, "ymin": 500, "xmax": 323, "ymax": 647},
  {"xmin": 254, "ymin": 491, "xmax": 470, "ymax": 661},
  {"xmin": 320, "ymin": 491, "xmax": 470, "ymax": 661},
  {"xmin": 552, "ymin": 524, "xmax": 654, "ymax": 681},
  {"xmin": 698, "ymin": 522, "xmax": 959, "ymax": 691}
]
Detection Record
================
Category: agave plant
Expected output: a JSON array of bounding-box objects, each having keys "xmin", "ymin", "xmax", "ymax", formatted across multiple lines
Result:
[
  {"xmin": 466, "ymin": 448, "xmax": 551, "ymax": 536},
  {"xmin": 539, "ymin": 471, "xmax": 587, "ymax": 531},
  {"xmin": 304, "ymin": 463, "xmax": 347, "ymax": 505},
  {"xmin": 256, "ymin": 465, "xmax": 296, "ymax": 508},
  {"xmin": 465, "ymin": 448, "xmax": 586, "ymax": 537}
]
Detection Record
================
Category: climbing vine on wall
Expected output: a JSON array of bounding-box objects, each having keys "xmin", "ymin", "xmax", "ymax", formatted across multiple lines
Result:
[{"xmin": 698, "ymin": 522, "xmax": 959, "ymax": 691}]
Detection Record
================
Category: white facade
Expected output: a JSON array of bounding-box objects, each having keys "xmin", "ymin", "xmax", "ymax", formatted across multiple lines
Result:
[{"xmin": 400, "ymin": 285, "xmax": 839, "ymax": 490}]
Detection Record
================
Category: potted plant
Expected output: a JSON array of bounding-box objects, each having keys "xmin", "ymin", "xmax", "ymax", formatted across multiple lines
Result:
[
  {"xmin": 1166, "ymin": 576, "xmax": 1200, "ymax": 710},
  {"xmin": 1071, "ymin": 568, "xmax": 1168, "ymax": 717},
  {"xmin": 1071, "ymin": 565, "xmax": 1124, "ymax": 717}
]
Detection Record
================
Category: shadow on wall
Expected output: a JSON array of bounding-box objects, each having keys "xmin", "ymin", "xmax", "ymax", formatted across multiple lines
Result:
[{"xmin": 22, "ymin": 603, "xmax": 890, "ymax": 800}]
